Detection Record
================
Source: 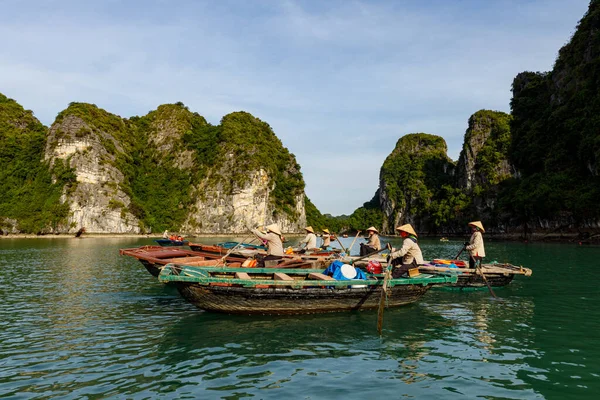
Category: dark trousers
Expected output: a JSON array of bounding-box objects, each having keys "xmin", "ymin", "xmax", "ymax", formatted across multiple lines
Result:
[
  {"xmin": 360, "ymin": 244, "xmax": 377, "ymax": 256},
  {"xmin": 258, "ymin": 255, "xmax": 283, "ymax": 267},
  {"xmin": 469, "ymin": 256, "xmax": 482, "ymax": 269},
  {"xmin": 391, "ymin": 258, "xmax": 417, "ymax": 278}
]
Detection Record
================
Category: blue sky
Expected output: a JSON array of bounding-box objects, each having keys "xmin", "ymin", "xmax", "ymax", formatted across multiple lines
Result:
[{"xmin": 0, "ymin": 0, "xmax": 590, "ymax": 215}]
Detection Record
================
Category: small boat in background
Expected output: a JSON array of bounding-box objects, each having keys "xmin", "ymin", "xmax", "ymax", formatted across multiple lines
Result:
[
  {"xmin": 155, "ymin": 238, "xmax": 189, "ymax": 247},
  {"xmin": 440, "ymin": 237, "xmax": 449, "ymax": 242},
  {"xmin": 158, "ymin": 264, "xmax": 457, "ymax": 315}
]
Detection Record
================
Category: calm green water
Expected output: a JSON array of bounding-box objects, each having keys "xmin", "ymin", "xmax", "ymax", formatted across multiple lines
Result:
[{"xmin": 1, "ymin": 236, "xmax": 599, "ymax": 399}]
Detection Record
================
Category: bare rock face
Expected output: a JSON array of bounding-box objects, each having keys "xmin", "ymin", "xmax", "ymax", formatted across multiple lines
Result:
[
  {"xmin": 37, "ymin": 103, "xmax": 307, "ymax": 235},
  {"xmin": 183, "ymin": 166, "xmax": 307, "ymax": 234},
  {"xmin": 44, "ymin": 111, "xmax": 140, "ymax": 234}
]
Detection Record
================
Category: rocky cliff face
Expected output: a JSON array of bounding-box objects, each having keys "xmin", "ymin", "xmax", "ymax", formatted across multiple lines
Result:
[
  {"xmin": 378, "ymin": 133, "xmax": 455, "ymax": 234},
  {"xmin": 456, "ymin": 110, "xmax": 514, "ymax": 191},
  {"xmin": 34, "ymin": 102, "xmax": 307, "ymax": 234},
  {"xmin": 44, "ymin": 107, "xmax": 140, "ymax": 233}
]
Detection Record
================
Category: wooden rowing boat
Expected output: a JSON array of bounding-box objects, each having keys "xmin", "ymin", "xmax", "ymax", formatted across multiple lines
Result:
[
  {"xmin": 343, "ymin": 256, "xmax": 532, "ymax": 289},
  {"xmin": 158, "ymin": 264, "xmax": 457, "ymax": 315},
  {"xmin": 119, "ymin": 245, "xmax": 331, "ymax": 278},
  {"xmin": 188, "ymin": 242, "xmax": 340, "ymax": 258},
  {"xmin": 418, "ymin": 263, "xmax": 532, "ymax": 289},
  {"xmin": 154, "ymin": 239, "xmax": 189, "ymax": 247}
]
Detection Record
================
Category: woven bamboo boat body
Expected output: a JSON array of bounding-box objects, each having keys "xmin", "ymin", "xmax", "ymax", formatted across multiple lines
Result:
[{"xmin": 159, "ymin": 265, "xmax": 457, "ymax": 315}]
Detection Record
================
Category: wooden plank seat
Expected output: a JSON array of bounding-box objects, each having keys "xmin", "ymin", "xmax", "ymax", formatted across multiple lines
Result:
[
  {"xmin": 307, "ymin": 272, "xmax": 335, "ymax": 281},
  {"xmin": 273, "ymin": 272, "xmax": 295, "ymax": 281},
  {"xmin": 168, "ymin": 256, "xmax": 206, "ymax": 263},
  {"xmin": 235, "ymin": 272, "xmax": 252, "ymax": 280}
]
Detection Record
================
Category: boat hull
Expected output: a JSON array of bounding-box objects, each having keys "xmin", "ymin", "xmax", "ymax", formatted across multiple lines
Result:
[
  {"xmin": 173, "ymin": 282, "xmax": 432, "ymax": 315},
  {"xmin": 155, "ymin": 239, "xmax": 189, "ymax": 247}
]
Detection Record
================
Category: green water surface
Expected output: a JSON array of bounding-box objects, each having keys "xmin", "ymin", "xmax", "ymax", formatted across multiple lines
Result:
[{"xmin": 0, "ymin": 236, "xmax": 598, "ymax": 399}]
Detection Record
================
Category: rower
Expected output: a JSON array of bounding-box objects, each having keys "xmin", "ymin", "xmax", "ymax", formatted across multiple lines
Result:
[
  {"xmin": 465, "ymin": 221, "xmax": 486, "ymax": 269},
  {"xmin": 360, "ymin": 226, "xmax": 381, "ymax": 256},
  {"xmin": 389, "ymin": 224, "xmax": 424, "ymax": 278}
]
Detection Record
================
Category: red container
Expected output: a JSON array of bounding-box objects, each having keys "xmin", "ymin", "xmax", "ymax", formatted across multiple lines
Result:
[{"xmin": 366, "ymin": 260, "xmax": 382, "ymax": 274}]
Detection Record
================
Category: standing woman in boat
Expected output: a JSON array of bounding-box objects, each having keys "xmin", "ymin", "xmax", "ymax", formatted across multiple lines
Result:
[
  {"xmin": 321, "ymin": 229, "xmax": 331, "ymax": 250},
  {"xmin": 389, "ymin": 224, "xmax": 424, "ymax": 278},
  {"xmin": 465, "ymin": 221, "xmax": 486, "ymax": 269},
  {"xmin": 298, "ymin": 226, "xmax": 318, "ymax": 253},
  {"xmin": 251, "ymin": 224, "xmax": 284, "ymax": 266},
  {"xmin": 360, "ymin": 227, "xmax": 381, "ymax": 256}
]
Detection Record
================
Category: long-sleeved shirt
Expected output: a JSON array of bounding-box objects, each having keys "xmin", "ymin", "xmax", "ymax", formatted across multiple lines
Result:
[
  {"xmin": 252, "ymin": 229, "xmax": 284, "ymax": 256},
  {"xmin": 466, "ymin": 231, "xmax": 485, "ymax": 258},
  {"xmin": 299, "ymin": 232, "xmax": 317, "ymax": 249},
  {"xmin": 366, "ymin": 234, "xmax": 381, "ymax": 251},
  {"xmin": 322, "ymin": 234, "xmax": 331, "ymax": 247},
  {"xmin": 390, "ymin": 237, "xmax": 424, "ymax": 265}
]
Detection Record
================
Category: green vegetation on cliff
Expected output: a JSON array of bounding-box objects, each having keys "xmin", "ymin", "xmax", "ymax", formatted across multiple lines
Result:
[
  {"xmin": 506, "ymin": 0, "xmax": 600, "ymax": 222},
  {"xmin": 0, "ymin": 93, "xmax": 73, "ymax": 232},
  {"xmin": 379, "ymin": 133, "xmax": 456, "ymax": 231},
  {"xmin": 465, "ymin": 110, "xmax": 512, "ymax": 187},
  {"xmin": 218, "ymin": 112, "xmax": 304, "ymax": 218}
]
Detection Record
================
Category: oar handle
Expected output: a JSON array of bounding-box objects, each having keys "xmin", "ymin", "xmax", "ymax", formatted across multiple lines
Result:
[
  {"xmin": 350, "ymin": 243, "xmax": 391, "ymax": 264},
  {"xmin": 347, "ymin": 230, "xmax": 362, "ymax": 255}
]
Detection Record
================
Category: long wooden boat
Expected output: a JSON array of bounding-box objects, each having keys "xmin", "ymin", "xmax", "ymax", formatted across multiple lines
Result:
[
  {"xmin": 119, "ymin": 245, "xmax": 331, "ymax": 278},
  {"xmin": 188, "ymin": 242, "xmax": 340, "ymax": 260},
  {"xmin": 158, "ymin": 264, "xmax": 457, "ymax": 315},
  {"xmin": 343, "ymin": 256, "xmax": 532, "ymax": 289},
  {"xmin": 418, "ymin": 263, "xmax": 532, "ymax": 289},
  {"xmin": 155, "ymin": 239, "xmax": 189, "ymax": 247}
]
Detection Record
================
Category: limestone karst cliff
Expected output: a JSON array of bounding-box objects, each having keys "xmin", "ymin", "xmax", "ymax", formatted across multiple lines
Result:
[{"xmin": 0, "ymin": 96, "xmax": 307, "ymax": 234}]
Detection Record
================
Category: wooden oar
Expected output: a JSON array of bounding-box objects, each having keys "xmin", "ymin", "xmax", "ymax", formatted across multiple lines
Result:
[
  {"xmin": 377, "ymin": 243, "xmax": 393, "ymax": 335},
  {"xmin": 474, "ymin": 256, "xmax": 497, "ymax": 298},
  {"xmin": 454, "ymin": 244, "xmax": 466, "ymax": 260},
  {"xmin": 347, "ymin": 230, "xmax": 362, "ymax": 256},
  {"xmin": 348, "ymin": 245, "xmax": 389, "ymax": 265},
  {"xmin": 215, "ymin": 233, "xmax": 255, "ymax": 267},
  {"xmin": 335, "ymin": 236, "xmax": 349, "ymax": 254}
]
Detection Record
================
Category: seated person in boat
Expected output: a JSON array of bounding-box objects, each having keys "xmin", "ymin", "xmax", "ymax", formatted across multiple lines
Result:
[
  {"xmin": 163, "ymin": 230, "xmax": 169, "ymax": 239},
  {"xmin": 251, "ymin": 224, "xmax": 284, "ymax": 266},
  {"xmin": 389, "ymin": 224, "xmax": 424, "ymax": 278},
  {"xmin": 360, "ymin": 226, "xmax": 381, "ymax": 256},
  {"xmin": 465, "ymin": 221, "xmax": 486, "ymax": 269},
  {"xmin": 298, "ymin": 226, "xmax": 318, "ymax": 253},
  {"xmin": 321, "ymin": 228, "xmax": 331, "ymax": 250}
]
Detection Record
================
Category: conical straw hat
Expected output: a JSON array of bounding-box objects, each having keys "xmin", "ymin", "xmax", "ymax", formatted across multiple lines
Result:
[
  {"xmin": 304, "ymin": 226, "xmax": 314, "ymax": 233},
  {"xmin": 366, "ymin": 226, "xmax": 379, "ymax": 234},
  {"xmin": 322, "ymin": 228, "xmax": 330, "ymax": 234},
  {"xmin": 468, "ymin": 221, "xmax": 485, "ymax": 233},
  {"xmin": 396, "ymin": 224, "xmax": 417, "ymax": 237},
  {"xmin": 266, "ymin": 224, "xmax": 282, "ymax": 236}
]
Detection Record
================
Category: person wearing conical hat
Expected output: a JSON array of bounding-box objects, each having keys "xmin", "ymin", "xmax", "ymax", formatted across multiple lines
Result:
[
  {"xmin": 298, "ymin": 226, "xmax": 318, "ymax": 253},
  {"xmin": 465, "ymin": 221, "xmax": 485, "ymax": 269},
  {"xmin": 360, "ymin": 226, "xmax": 381, "ymax": 256},
  {"xmin": 389, "ymin": 224, "xmax": 424, "ymax": 278},
  {"xmin": 252, "ymin": 223, "xmax": 284, "ymax": 265},
  {"xmin": 321, "ymin": 228, "xmax": 331, "ymax": 250}
]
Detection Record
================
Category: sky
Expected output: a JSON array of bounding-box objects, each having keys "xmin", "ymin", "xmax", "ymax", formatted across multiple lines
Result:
[{"xmin": 0, "ymin": 0, "xmax": 591, "ymax": 215}]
